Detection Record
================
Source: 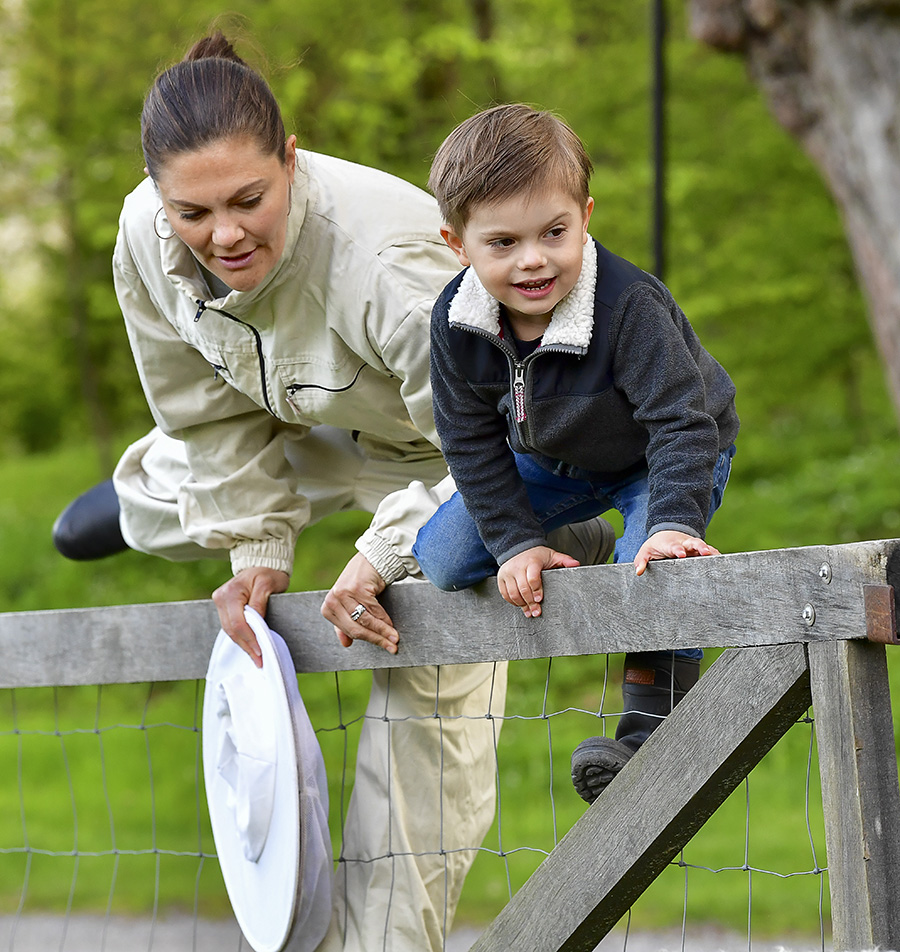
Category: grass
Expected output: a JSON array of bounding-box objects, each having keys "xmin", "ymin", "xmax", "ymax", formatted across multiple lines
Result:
[{"xmin": 1, "ymin": 441, "xmax": 900, "ymax": 937}]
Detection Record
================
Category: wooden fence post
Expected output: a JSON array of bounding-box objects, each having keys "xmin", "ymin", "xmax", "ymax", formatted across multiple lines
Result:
[{"xmin": 809, "ymin": 639, "xmax": 900, "ymax": 950}]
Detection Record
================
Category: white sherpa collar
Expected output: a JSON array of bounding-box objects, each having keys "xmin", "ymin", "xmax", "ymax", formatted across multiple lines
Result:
[{"xmin": 447, "ymin": 238, "xmax": 598, "ymax": 351}]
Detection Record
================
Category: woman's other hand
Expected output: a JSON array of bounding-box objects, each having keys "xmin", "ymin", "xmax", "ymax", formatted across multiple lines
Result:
[
  {"xmin": 212, "ymin": 566, "xmax": 290, "ymax": 667},
  {"xmin": 321, "ymin": 552, "xmax": 398, "ymax": 653}
]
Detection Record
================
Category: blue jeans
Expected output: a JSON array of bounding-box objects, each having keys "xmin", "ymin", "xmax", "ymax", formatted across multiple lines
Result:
[{"xmin": 413, "ymin": 445, "xmax": 736, "ymax": 662}]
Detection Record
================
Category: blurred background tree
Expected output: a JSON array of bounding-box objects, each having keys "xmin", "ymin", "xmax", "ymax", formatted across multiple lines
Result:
[
  {"xmin": 1, "ymin": 0, "xmax": 898, "ymax": 590},
  {"xmin": 1, "ymin": 0, "xmax": 898, "ymax": 936},
  {"xmin": 690, "ymin": 0, "xmax": 900, "ymax": 425}
]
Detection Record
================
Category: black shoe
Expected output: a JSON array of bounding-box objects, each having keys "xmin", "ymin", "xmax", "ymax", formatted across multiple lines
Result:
[
  {"xmin": 571, "ymin": 652, "xmax": 700, "ymax": 804},
  {"xmin": 570, "ymin": 735, "xmax": 634, "ymax": 803},
  {"xmin": 52, "ymin": 479, "xmax": 129, "ymax": 560}
]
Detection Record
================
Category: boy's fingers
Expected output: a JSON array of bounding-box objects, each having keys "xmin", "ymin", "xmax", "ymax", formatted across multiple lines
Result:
[
  {"xmin": 515, "ymin": 577, "xmax": 541, "ymax": 617},
  {"xmin": 526, "ymin": 562, "xmax": 543, "ymax": 596},
  {"xmin": 504, "ymin": 575, "xmax": 538, "ymax": 617},
  {"xmin": 499, "ymin": 576, "xmax": 525, "ymax": 609}
]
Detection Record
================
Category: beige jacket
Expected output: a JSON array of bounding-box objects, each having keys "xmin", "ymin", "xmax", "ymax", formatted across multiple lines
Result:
[{"xmin": 113, "ymin": 150, "xmax": 458, "ymax": 579}]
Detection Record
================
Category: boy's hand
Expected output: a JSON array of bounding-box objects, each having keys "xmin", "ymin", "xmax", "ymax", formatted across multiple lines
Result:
[
  {"xmin": 634, "ymin": 530, "xmax": 720, "ymax": 576},
  {"xmin": 498, "ymin": 546, "xmax": 580, "ymax": 618}
]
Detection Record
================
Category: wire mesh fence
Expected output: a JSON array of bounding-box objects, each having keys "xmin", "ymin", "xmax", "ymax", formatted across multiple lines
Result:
[{"xmin": 0, "ymin": 648, "xmax": 839, "ymax": 951}]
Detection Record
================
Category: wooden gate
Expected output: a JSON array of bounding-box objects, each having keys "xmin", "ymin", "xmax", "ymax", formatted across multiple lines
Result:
[{"xmin": 2, "ymin": 539, "xmax": 898, "ymax": 950}]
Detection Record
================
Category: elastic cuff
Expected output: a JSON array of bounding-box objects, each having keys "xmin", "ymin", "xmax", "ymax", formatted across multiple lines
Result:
[
  {"xmin": 229, "ymin": 540, "xmax": 295, "ymax": 577},
  {"xmin": 646, "ymin": 522, "xmax": 703, "ymax": 539},
  {"xmin": 356, "ymin": 528, "xmax": 409, "ymax": 585},
  {"xmin": 496, "ymin": 536, "xmax": 547, "ymax": 567}
]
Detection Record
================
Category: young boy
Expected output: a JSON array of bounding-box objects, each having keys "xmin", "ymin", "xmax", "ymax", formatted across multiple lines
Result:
[{"xmin": 412, "ymin": 104, "xmax": 739, "ymax": 803}]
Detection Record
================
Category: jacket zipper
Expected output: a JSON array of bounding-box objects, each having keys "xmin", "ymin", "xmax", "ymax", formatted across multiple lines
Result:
[
  {"xmin": 456, "ymin": 323, "xmax": 537, "ymax": 450},
  {"xmin": 510, "ymin": 357, "xmax": 536, "ymax": 449},
  {"xmin": 194, "ymin": 300, "xmax": 276, "ymax": 417},
  {"xmin": 513, "ymin": 363, "xmax": 527, "ymax": 423},
  {"xmin": 286, "ymin": 363, "xmax": 367, "ymax": 398},
  {"xmin": 455, "ymin": 318, "xmax": 584, "ymax": 455}
]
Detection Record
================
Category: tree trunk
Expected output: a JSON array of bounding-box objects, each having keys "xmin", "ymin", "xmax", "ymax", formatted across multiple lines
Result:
[
  {"xmin": 688, "ymin": 0, "xmax": 900, "ymax": 424},
  {"xmin": 55, "ymin": 0, "xmax": 114, "ymax": 470}
]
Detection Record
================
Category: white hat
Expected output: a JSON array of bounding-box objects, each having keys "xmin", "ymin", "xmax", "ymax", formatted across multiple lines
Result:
[{"xmin": 202, "ymin": 607, "xmax": 333, "ymax": 952}]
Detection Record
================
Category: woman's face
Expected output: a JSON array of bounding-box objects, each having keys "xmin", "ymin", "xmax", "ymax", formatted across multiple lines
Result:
[{"xmin": 155, "ymin": 134, "xmax": 296, "ymax": 292}]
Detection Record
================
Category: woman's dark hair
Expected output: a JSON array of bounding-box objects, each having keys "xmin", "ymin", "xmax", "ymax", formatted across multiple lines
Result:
[{"xmin": 141, "ymin": 31, "xmax": 286, "ymax": 179}]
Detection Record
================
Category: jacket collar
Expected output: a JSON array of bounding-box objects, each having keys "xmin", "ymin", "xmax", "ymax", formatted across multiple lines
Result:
[
  {"xmin": 447, "ymin": 237, "xmax": 598, "ymax": 352},
  {"xmin": 155, "ymin": 150, "xmax": 311, "ymax": 315}
]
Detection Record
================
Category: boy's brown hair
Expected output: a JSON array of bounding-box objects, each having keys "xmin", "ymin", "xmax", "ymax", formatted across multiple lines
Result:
[{"xmin": 428, "ymin": 103, "xmax": 593, "ymax": 234}]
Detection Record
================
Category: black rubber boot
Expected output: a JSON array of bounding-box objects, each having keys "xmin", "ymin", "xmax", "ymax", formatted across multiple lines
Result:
[
  {"xmin": 570, "ymin": 652, "xmax": 700, "ymax": 804},
  {"xmin": 52, "ymin": 479, "xmax": 129, "ymax": 561}
]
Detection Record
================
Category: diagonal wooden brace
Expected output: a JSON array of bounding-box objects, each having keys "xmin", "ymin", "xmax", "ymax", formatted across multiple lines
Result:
[{"xmin": 468, "ymin": 644, "xmax": 813, "ymax": 952}]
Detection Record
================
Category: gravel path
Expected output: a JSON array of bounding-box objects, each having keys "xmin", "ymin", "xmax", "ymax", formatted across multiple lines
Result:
[{"xmin": 0, "ymin": 915, "xmax": 839, "ymax": 951}]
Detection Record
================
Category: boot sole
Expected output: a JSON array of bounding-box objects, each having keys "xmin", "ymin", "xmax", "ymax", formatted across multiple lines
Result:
[{"xmin": 570, "ymin": 736, "xmax": 634, "ymax": 804}]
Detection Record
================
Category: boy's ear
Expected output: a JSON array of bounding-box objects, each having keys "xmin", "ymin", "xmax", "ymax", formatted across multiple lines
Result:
[
  {"xmin": 440, "ymin": 225, "xmax": 471, "ymax": 267},
  {"xmin": 582, "ymin": 197, "xmax": 595, "ymax": 241}
]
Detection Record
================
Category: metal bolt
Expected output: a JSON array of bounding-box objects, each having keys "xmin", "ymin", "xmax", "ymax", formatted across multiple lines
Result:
[
  {"xmin": 818, "ymin": 562, "xmax": 832, "ymax": 584},
  {"xmin": 802, "ymin": 603, "xmax": 816, "ymax": 626}
]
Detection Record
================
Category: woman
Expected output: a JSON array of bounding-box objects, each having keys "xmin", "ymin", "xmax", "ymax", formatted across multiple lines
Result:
[{"xmin": 69, "ymin": 32, "xmax": 505, "ymax": 952}]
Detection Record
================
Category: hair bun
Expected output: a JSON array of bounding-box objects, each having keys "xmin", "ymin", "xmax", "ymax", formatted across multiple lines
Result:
[{"xmin": 184, "ymin": 31, "xmax": 246, "ymax": 65}]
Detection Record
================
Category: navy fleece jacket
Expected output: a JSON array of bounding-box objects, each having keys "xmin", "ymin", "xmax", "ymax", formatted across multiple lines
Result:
[{"xmin": 429, "ymin": 238, "xmax": 740, "ymax": 564}]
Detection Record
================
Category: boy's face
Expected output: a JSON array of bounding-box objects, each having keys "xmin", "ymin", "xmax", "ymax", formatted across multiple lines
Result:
[{"xmin": 441, "ymin": 189, "xmax": 593, "ymax": 327}]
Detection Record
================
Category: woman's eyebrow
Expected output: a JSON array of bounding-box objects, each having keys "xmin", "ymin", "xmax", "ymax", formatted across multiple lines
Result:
[{"xmin": 167, "ymin": 179, "xmax": 269, "ymax": 208}]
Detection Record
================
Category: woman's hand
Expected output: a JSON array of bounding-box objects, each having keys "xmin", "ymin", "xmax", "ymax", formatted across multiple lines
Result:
[
  {"xmin": 212, "ymin": 566, "xmax": 291, "ymax": 667},
  {"xmin": 497, "ymin": 545, "xmax": 580, "ymax": 618},
  {"xmin": 633, "ymin": 530, "xmax": 719, "ymax": 576},
  {"xmin": 320, "ymin": 552, "xmax": 398, "ymax": 653}
]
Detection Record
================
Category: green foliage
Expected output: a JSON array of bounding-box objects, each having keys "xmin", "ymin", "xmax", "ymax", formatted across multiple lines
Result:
[
  {"xmin": 2, "ymin": 0, "xmax": 900, "ymax": 939},
  {"xmin": 2, "ymin": 0, "xmax": 898, "ymax": 479},
  {"xmin": 4, "ymin": 446, "xmax": 900, "ymax": 937}
]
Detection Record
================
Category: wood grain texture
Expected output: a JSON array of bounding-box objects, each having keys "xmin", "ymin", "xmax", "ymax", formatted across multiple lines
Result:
[
  {"xmin": 809, "ymin": 640, "xmax": 900, "ymax": 950},
  {"xmin": 468, "ymin": 644, "xmax": 813, "ymax": 952},
  {"xmin": 0, "ymin": 540, "xmax": 896, "ymax": 686}
]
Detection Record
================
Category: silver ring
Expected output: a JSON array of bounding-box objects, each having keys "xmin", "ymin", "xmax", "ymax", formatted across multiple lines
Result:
[{"xmin": 350, "ymin": 604, "xmax": 367, "ymax": 622}]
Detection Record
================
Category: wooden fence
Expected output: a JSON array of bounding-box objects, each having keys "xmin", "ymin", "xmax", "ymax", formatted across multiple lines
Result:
[{"xmin": 1, "ymin": 538, "xmax": 899, "ymax": 951}]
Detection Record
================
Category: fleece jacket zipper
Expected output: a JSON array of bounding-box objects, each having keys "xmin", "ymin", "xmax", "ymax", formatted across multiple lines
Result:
[{"xmin": 456, "ymin": 323, "xmax": 539, "ymax": 451}]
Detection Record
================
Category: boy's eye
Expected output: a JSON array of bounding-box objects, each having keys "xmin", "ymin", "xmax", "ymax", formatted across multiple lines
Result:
[
  {"xmin": 546, "ymin": 226, "xmax": 567, "ymax": 239},
  {"xmin": 491, "ymin": 237, "xmax": 515, "ymax": 249}
]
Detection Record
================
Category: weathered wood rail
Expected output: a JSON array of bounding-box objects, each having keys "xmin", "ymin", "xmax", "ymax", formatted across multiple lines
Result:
[
  {"xmin": 2, "ymin": 540, "xmax": 897, "ymax": 686},
  {"xmin": 2, "ymin": 538, "xmax": 899, "ymax": 950}
]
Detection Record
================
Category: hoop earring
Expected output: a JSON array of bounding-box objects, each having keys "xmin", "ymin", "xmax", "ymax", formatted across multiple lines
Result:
[
  {"xmin": 287, "ymin": 184, "xmax": 292, "ymax": 218},
  {"xmin": 154, "ymin": 208, "xmax": 175, "ymax": 240}
]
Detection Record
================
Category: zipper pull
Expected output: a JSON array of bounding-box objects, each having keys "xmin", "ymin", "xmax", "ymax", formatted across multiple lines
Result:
[
  {"xmin": 513, "ymin": 364, "xmax": 527, "ymax": 423},
  {"xmin": 194, "ymin": 300, "xmax": 206, "ymax": 322}
]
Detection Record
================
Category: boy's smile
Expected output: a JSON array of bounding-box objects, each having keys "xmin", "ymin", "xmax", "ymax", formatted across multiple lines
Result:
[{"xmin": 442, "ymin": 189, "xmax": 593, "ymax": 335}]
